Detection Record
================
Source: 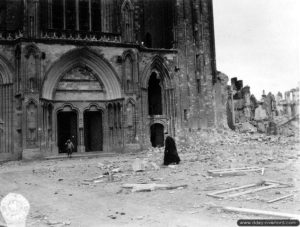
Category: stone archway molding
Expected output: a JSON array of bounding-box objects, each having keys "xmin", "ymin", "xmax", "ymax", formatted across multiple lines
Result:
[
  {"xmin": 41, "ymin": 48, "xmax": 121, "ymax": 100},
  {"xmin": 0, "ymin": 54, "xmax": 14, "ymax": 84},
  {"xmin": 141, "ymin": 55, "xmax": 174, "ymax": 89}
]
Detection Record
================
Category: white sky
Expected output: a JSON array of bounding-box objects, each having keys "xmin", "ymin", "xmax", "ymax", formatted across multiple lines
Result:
[{"xmin": 214, "ymin": 0, "xmax": 300, "ymax": 98}]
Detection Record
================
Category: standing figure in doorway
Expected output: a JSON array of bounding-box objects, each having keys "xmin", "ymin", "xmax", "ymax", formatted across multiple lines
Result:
[
  {"xmin": 65, "ymin": 139, "xmax": 74, "ymax": 158},
  {"xmin": 163, "ymin": 136, "xmax": 180, "ymax": 165}
]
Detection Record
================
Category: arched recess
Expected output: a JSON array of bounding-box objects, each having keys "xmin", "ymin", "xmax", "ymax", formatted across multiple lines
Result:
[
  {"xmin": 140, "ymin": 55, "xmax": 176, "ymax": 143},
  {"xmin": 84, "ymin": 104, "xmax": 104, "ymax": 152},
  {"xmin": 141, "ymin": 55, "xmax": 174, "ymax": 116},
  {"xmin": 121, "ymin": 0, "xmax": 134, "ymax": 43},
  {"xmin": 141, "ymin": 55, "xmax": 174, "ymax": 89},
  {"xmin": 24, "ymin": 44, "xmax": 42, "ymax": 92},
  {"xmin": 150, "ymin": 123, "xmax": 164, "ymax": 147},
  {"xmin": 122, "ymin": 50, "xmax": 136, "ymax": 93},
  {"xmin": 56, "ymin": 104, "xmax": 79, "ymax": 153},
  {"xmin": 0, "ymin": 55, "xmax": 14, "ymax": 156},
  {"xmin": 41, "ymin": 48, "xmax": 121, "ymax": 101},
  {"xmin": 26, "ymin": 99, "xmax": 38, "ymax": 147},
  {"xmin": 125, "ymin": 98, "xmax": 136, "ymax": 143}
]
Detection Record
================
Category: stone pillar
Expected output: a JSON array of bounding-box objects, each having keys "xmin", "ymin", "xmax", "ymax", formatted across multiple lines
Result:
[
  {"xmin": 103, "ymin": 106, "xmax": 110, "ymax": 152},
  {"xmin": 227, "ymin": 86, "xmax": 235, "ymax": 129},
  {"xmin": 231, "ymin": 77, "xmax": 237, "ymax": 91},
  {"xmin": 242, "ymin": 86, "xmax": 251, "ymax": 121},
  {"xmin": 78, "ymin": 113, "xmax": 85, "ymax": 153}
]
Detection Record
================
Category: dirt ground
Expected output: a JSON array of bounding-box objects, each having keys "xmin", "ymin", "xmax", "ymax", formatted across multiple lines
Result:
[{"xmin": 0, "ymin": 130, "xmax": 300, "ymax": 227}]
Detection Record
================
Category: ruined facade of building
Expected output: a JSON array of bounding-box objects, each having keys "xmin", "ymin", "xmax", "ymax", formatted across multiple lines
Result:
[
  {"xmin": 0, "ymin": 0, "xmax": 227, "ymax": 161},
  {"xmin": 227, "ymin": 75, "xmax": 299, "ymax": 135}
]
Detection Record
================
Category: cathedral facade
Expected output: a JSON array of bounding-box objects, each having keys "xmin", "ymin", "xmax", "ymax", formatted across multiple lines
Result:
[{"xmin": 0, "ymin": 0, "xmax": 226, "ymax": 161}]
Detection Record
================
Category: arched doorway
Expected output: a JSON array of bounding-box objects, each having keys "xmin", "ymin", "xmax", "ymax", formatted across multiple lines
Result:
[
  {"xmin": 57, "ymin": 110, "xmax": 78, "ymax": 153},
  {"xmin": 84, "ymin": 110, "xmax": 103, "ymax": 151},
  {"xmin": 41, "ymin": 48, "xmax": 122, "ymax": 154},
  {"xmin": 150, "ymin": 123, "xmax": 164, "ymax": 147},
  {"xmin": 148, "ymin": 72, "xmax": 162, "ymax": 115}
]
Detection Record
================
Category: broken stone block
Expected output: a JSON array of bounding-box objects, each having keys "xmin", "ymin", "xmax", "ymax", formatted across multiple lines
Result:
[
  {"xmin": 132, "ymin": 158, "xmax": 145, "ymax": 172},
  {"xmin": 257, "ymin": 122, "xmax": 267, "ymax": 133},
  {"xmin": 150, "ymin": 162, "xmax": 160, "ymax": 170},
  {"xmin": 254, "ymin": 105, "xmax": 268, "ymax": 121},
  {"xmin": 238, "ymin": 122, "xmax": 257, "ymax": 133}
]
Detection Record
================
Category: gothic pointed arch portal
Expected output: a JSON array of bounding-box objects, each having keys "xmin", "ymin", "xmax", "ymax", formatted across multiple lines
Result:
[{"xmin": 41, "ymin": 48, "xmax": 122, "ymax": 154}]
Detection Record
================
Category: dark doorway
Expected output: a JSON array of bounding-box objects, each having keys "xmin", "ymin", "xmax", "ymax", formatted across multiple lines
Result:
[
  {"xmin": 57, "ymin": 111, "xmax": 77, "ymax": 153},
  {"xmin": 150, "ymin": 123, "xmax": 164, "ymax": 147},
  {"xmin": 84, "ymin": 111, "xmax": 103, "ymax": 152},
  {"xmin": 148, "ymin": 72, "xmax": 162, "ymax": 115},
  {"xmin": 145, "ymin": 33, "xmax": 152, "ymax": 48}
]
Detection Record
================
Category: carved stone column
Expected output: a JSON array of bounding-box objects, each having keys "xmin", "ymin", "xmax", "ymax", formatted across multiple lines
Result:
[{"xmin": 78, "ymin": 113, "xmax": 85, "ymax": 153}]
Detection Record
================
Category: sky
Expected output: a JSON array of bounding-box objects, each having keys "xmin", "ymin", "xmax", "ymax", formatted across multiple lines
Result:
[{"xmin": 213, "ymin": 0, "xmax": 300, "ymax": 98}]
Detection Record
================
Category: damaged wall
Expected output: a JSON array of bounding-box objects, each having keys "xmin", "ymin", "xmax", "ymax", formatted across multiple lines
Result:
[{"xmin": 227, "ymin": 78, "xmax": 299, "ymax": 135}]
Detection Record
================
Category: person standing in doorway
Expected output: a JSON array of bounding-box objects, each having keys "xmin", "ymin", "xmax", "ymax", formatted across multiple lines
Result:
[{"xmin": 65, "ymin": 139, "xmax": 74, "ymax": 158}]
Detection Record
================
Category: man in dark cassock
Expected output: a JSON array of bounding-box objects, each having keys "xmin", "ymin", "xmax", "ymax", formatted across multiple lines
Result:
[{"xmin": 163, "ymin": 136, "xmax": 180, "ymax": 165}]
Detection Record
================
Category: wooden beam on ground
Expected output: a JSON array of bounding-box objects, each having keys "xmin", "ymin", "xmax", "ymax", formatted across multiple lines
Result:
[
  {"xmin": 213, "ymin": 206, "xmax": 300, "ymax": 219},
  {"xmin": 264, "ymin": 179, "xmax": 294, "ymax": 187},
  {"xmin": 208, "ymin": 166, "xmax": 261, "ymax": 172},
  {"xmin": 208, "ymin": 167, "xmax": 264, "ymax": 177},
  {"xmin": 267, "ymin": 194, "xmax": 294, "ymax": 203},
  {"xmin": 207, "ymin": 184, "xmax": 257, "ymax": 197},
  {"xmin": 225, "ymin": 184, "xmax": 278, "ymax": 198},
  {"xmin": 122, "ymin": 183, "xmax": 188, "ymax": 192}
]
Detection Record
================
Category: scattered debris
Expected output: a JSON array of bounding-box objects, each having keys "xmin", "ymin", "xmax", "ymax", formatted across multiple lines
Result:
[
  {"xmin": 108, "ymin": 215, "xmax": 117, "ymax": 220},
  {"xmin": 111, "ymin": 168, "xmax": 121, "ymax": 173},
  {"xmin": 150, "ymin": 177, "xmax": 163, "ymax": 182},
  {"xmin": 83, "ymin": 175, "xmax": 104, "ymax": 182},
  {"xmin": 150, "ymin": 162, "xmax": 160, "ymax": 170},
  {"xmin": 267, "ymin": 194, "xmax": 294, "ymax": 203},
  {"xmin": 46, "ymin": 220, "xmax": 71, "ymax": 226}
]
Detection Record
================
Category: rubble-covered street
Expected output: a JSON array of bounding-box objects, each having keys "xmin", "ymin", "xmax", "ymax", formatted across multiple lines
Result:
[{"xmin": 1, "ymin": 130, "xmax": 299, "ymax": 227}]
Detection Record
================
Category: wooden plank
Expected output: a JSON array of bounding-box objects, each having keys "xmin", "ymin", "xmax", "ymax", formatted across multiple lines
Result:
[
  {"xmin": 208, "ymin": 172, "xmax": 246, "ymax": 177},
  {"xmin": 122, "ymin": 183, "xmax": 188, "ymax": 192},
  {"xmin": 208, "ymin": 167, "xmax": 264, "ymax": 177},
  {"xmin": 206, "ymin": 194, "xmax": 226, "ymax": 199},
  {"xmin": 208, "ymin": 166, "xmax": 261, "ymax": 173},
  {"xmin": 208, "ymin": 184, "xmax": 257, "ymax": 196},
  {"xmin": 208, "ymin": 168, "xmax": 262, "ymax": 174},
  {"xmin": 225, "ymin": 184, "xmax": 278, "ymax": 198},
  {"xmin": 216, "ymin": 206, "xmax": 300, "ymax": 219},
  {"xmin": 267, "ymin": 194, "xmax": 294, "ymax": 203},
  {"xmin": 265, "ymin": 179, "xmax": 294, "ymax": 186}
]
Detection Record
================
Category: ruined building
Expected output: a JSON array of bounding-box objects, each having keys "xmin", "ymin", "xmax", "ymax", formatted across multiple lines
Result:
[
  {"xmin": 0, "ymin": 0, "xmax": 225, "ymax": 161},
  {"xmin": 227, "ymin": 75, "xmax": 299, "ymax": 135}
]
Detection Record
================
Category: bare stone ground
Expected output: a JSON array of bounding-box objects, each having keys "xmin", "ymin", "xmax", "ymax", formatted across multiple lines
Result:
[{"xmin": 0, "ymin": 131, "xmax": 299, "ymax": 227}]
